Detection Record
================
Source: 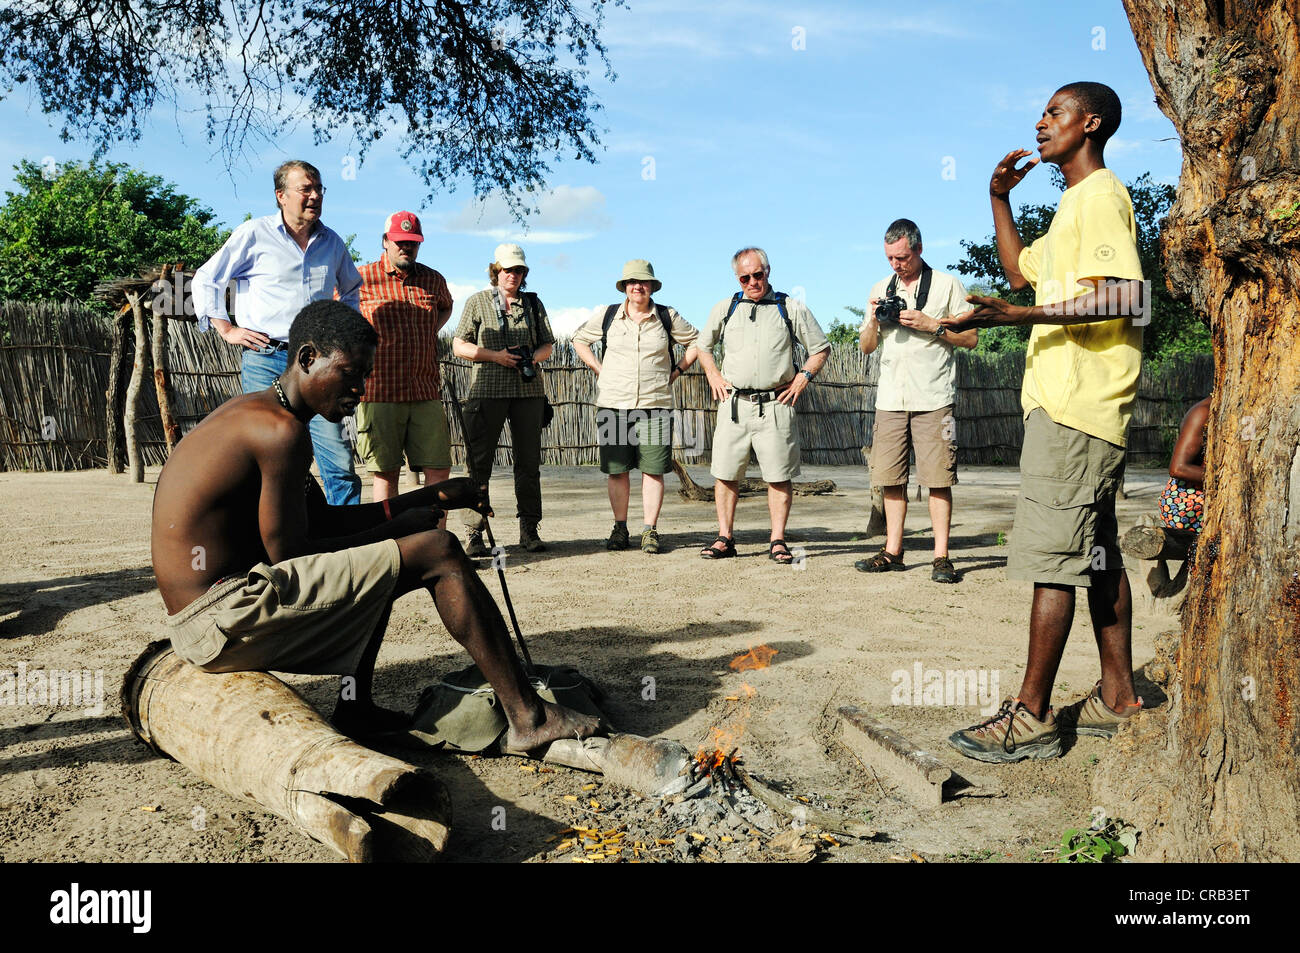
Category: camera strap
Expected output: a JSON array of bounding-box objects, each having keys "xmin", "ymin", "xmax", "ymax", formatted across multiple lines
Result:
[{"xmin": 886, "ymin": 262, "xmax": 934, "ymax": 312}]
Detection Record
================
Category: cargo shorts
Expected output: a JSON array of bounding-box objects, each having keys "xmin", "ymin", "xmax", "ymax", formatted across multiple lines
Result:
[
  {"xmin": 166, "ymin": 540, "xmax": 402, "ymax": 675},
  {"xmin": 355, "ymin": 399, "xmax": 452, "ymax": 473},
  {"xmin": 710, "ymin": 394, "xmax": 801, "ymax": 484},
  {"xmin": 869, "ymin": 405, "xmax": 958, "ymax": 488},
  {"xmin": 1007, "ymin": 409, "xmax": 1125, "ymax": 587}
]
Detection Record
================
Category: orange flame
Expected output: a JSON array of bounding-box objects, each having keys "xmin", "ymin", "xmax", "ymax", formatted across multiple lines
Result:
[{"xmin": 729, "ymin": 645, "xmax": 778, "ymax": 672}]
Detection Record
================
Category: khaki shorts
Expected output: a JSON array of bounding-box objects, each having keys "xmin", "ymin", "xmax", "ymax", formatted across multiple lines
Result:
[
  {"xmin": 1008, "ymin": 409, "xmax": 1125, "ymax": 587},
  {"xmin": 710, "ymin": 394, "xmax": 801, "ymax": 483},
  {"xmin": 166, "ymin": 540, "xmax": 402, "ymax": 675},
  {"xmin": 356, "ymin": 399, "xmax": 452, "ymax": 473},
  {"xmin": 869, "ymin": 406, "xmax": 958, "ymax": 488}
]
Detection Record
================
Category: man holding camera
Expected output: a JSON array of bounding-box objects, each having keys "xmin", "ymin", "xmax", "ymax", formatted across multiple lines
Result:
[{"xmin": 856, "ymin": 219, "xmax": 978, "ymax": 583}]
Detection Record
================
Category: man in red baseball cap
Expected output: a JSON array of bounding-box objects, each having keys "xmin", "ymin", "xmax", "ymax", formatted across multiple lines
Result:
[{"xmin": 355, "ymin": 212, "xmax": 456, "ymax": 514}]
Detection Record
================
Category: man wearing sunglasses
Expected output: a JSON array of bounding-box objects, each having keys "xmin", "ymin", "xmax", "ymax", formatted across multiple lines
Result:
[
  {"xmin": 191, "ymin": 159, "xmax": 364, "ymax": 506},
  {"xmin": 694, "ymin": 247, "xmax": 830, "ymax": 564}
]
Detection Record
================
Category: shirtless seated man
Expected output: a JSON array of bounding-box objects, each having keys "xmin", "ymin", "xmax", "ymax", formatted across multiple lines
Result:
[{"xmin": 150, "ymin": 298, "xmax": 602, "ymax": 749}]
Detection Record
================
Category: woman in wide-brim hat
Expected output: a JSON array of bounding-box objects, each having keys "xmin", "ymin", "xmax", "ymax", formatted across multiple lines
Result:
[
  {"xmin": 451, "ymin": 243, "xmax": 554, "ymax": 554},
  {"xmin": 572, "ymin": 259, "xmax": 700, "ymax": 554}
]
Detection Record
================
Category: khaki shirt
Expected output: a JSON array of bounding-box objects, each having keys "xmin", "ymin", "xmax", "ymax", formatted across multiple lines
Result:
[
  {"xmin": 864, "ymin": 269, "xmax": 968, "ymax": 412},
  {"xmin": 698, "ymin": 292, "xmax": 830, "ymax": 391},
  {"xmin": 572, "ymin": 303, "xmax": 698, "ymax": 409}
]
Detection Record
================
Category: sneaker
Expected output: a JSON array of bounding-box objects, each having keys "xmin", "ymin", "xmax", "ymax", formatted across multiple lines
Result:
[
  {"xmin": 465, "ymin": 529, "xmax": 489, "ymax": 558},
  {"xmin": 947, "ymin": 697, "xmax": 1062, "ymax": 763},
  {"xmin": 606, "ymin": 523, "xmax": 630, "ymax": 551},
  {"xmin": 1058, "ymin": 682, "xmax": 1143, "ymax": 738},
  {"xmin": 641, "ymin": 527, "xmax": 660, "ymax": 554},
  {"xmin": 854, "ymin": 548, "xmax": 905, "ymax": 572},
  {"xmin": 519, "ymin": 519, "xmax": 548, "ymax": 553},
  {"xmin": 931, "ymin": 555, "xmax": 959, "ymax": 583}
]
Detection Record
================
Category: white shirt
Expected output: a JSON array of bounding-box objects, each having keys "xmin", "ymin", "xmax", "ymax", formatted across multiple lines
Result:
[
  {"xmin": 863, "ymin": 269, "xmax": 968, "ymax": 412},
  {"xmin": 191, "ymin": 213, "xmax": 363, "ymax": 340}
]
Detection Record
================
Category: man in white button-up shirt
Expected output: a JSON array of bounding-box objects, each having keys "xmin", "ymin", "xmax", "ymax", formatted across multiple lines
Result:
[
  {"xmin": 856, "ymin": 219, "xmax": 978, "ymax": 582},
  {"xmin": 191, "ymin": 160, "xmax": 364, "ymax": 505}
]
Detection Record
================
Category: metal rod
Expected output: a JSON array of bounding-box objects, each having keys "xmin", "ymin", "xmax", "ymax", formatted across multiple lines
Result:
[{"xmin": 444, "ymin": 372, "xmax": 534, "ymax": 672}]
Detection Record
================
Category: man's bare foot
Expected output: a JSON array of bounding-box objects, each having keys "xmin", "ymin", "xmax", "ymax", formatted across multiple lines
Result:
[
  {"xmin": 331, "ymin": 701, "xmax": 411, "ymax": 739},
  {"xmin": 503, "ymin": 701, "xmax": 605, "ymax": 754}
]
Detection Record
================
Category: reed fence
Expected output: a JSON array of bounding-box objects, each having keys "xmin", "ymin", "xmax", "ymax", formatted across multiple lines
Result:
[{"xmin": 0, "ymin": 300, "xmax": 1213, "ymax": 472}]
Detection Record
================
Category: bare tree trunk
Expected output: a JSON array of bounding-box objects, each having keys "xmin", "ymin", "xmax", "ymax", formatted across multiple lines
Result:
[
  {"xmin": 124, "ymin": 291, "xmax": 150, "ymax": 483},
  {"xmin": 149, "ymin": 285, "xmax": 179, "ymax": 453},
  {"xmin": 1095, "ymin": 1, "xmax": 1300, "ymax": 860},
  {"xmin": 105, "ymin": 309, "xmax": 129, "ymax": 473}
]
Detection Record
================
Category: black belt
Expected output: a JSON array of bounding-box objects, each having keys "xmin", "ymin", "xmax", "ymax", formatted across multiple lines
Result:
[
  {"xmin": 730, "ymin": 387, "xmax": 787, "ymax": 422},
  {"xmin": 267, "ymin": 339, "xmax": 289, "ymax": 352}
]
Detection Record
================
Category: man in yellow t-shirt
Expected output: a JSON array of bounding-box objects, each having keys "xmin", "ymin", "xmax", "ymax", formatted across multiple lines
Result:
[{"xmin": 941, "ymin": 82, "xmax": 1147, "ymax": 763}]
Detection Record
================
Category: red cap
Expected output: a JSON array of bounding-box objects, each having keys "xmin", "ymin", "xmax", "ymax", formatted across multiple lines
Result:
[{"xmin": 383, "ymin": 211, "xmax": 424, "ymax": 243}]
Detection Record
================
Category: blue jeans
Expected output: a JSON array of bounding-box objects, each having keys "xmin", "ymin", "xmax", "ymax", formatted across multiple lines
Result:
[{"xmin": 241, "ymin": 348, "xmax": 362, "ymax": 506}]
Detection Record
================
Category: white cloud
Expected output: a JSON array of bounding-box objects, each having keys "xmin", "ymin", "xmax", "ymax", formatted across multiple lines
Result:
[
  {"xmin": 546, "ymin": 305, "xmax": 604, "ymax": 338},
  {"xmin": 441, "ymin": 185, "xmax": 609, "ymax": 244}
]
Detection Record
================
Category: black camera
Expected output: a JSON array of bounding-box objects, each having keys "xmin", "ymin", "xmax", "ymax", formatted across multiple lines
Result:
[
  {"xmin": 506, "ymin": 344, "xmax": 537, "ymax": 380},
  {"xmin": 875, "ymin": 295, "xmax": 906, "ymax": 324}
]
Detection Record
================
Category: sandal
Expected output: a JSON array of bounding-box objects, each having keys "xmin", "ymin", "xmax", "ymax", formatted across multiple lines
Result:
[
  {"xmin": 699, "ymin": 535, "xmax": 736, "ymax": 559},
  {"xmin": 854, "ymin": 548, "xmax": 905, "ymax": 573},
  {"xmin": 768, "ymin": 539, "xmax": 794, "ymax": 565}
]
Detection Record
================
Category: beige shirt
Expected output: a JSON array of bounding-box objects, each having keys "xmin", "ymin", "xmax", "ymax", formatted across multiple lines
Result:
[
  {"xmin": 572, "ymin": 303, "xmax": 698, "ymax": 409},
  {"xmin": 863, "ymin": 268, "xmax": 968, "ymax": 412},
  {"xmin": 699, "ymin": 292, "xmax": 830, "ymax": 391}
]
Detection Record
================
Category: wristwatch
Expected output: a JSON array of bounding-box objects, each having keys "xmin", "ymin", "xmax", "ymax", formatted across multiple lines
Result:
[
  {"xmin": 933, "ymin": 324, "xmax": 948, "ymax": 338},
  {"xmin": 800, "ymin": 369, "xmax": 814, "ymax": 382}
]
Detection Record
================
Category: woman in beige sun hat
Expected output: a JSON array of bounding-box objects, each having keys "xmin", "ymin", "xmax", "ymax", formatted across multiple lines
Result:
[
  {"xmin": 451, "ymin": 243, "xmax": 555, "ymax": 554},
  {"xmin": 573, "ymin": 259, "xmax": 700, "ymax": 554}
]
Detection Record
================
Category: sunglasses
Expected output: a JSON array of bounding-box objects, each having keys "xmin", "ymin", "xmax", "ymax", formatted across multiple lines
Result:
[
  {"xmin": 502, "ymin": 266, "xmax": 528, "ymax": 275},
  {"xmin": 737, "ymin": 270, "xmax": 766, "ymax": 285}
]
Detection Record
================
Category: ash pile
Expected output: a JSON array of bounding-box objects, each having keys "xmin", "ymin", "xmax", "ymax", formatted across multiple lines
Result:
[{"xmin": 538, "ymin": 748, "xmax": 877, "ymax": 863}]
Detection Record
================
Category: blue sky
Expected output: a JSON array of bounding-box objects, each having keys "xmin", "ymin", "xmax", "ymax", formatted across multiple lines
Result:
[{"xmin": 0, "ymin": 0, "xmax": 1181, "ymax": 336}]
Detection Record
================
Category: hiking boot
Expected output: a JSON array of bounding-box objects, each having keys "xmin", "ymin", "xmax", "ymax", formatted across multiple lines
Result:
[
  {"xmin": 947, "ymin": 697, "xmax": 1062, "ymax": 763},
  {"xmin": 606, "ymin": 523, "xmax": 630, "ymax": 551},
  {"xmin": 931, "ymin": 555, "xmax": 959, "ymax": 583},
  {"xmin": 465, "ymin": 528, "xmax": 490, "ymax": 558},
  {"xmin": 519, "ymin": 519, "xmax": 548, "ymax": 553},
  {"xmin": 854, "ymin": 548, "xmax": 905, "ymax": 572},
  {"xmin": 641, "ymin": 527, "xmax": 661, "ymax": 554},
  {"xmin": 1058, "ymin": 682, "xmax": 1143, "ymax": 738}
]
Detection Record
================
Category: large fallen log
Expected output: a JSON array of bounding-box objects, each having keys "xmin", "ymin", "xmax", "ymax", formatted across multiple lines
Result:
[
  {"xmin": 122, "ymin": 641, "xmax": 451, "ymax": 862},
  {"xmin": 1121, "ymin": 523, "xmax": 1195, "ymax": 561},
  {"xmin": 671, "ymin": 460, "xmax": 836, "ymax": 501}
]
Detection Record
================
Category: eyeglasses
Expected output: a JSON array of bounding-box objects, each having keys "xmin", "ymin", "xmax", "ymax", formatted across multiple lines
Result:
[
  {"xmin": 291, "ymin": 185, "xmax": 326, "ymax": 197},
  {"xmin": 737, "ymin": 270, "xmax": 766, "ymax": 285}
]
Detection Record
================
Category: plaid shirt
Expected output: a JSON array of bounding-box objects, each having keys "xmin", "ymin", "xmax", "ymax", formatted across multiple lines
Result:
[
  {"xmin": 356, "ymin": 255, "xmax": 453, "ymax": 403},
  {"xmin": 454, "ymin": 288, "xmax": 554, "ymax": 399}
]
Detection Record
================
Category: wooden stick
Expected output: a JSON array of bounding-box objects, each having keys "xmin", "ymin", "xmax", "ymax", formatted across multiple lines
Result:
[
  {"xmin": 124, "ymin": 291, "xmax": 150, "ymax": 482},
  {"xmin": 732, "ymin": 764, "xmax": 878, "ymax": 839},
  {"xmin": 149, "ymin": 267, "xmax": 180, "ymax": 453}
]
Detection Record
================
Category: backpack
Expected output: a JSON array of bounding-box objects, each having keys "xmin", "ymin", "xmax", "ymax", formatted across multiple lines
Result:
[
  {"xmin": 600, "ymin": 303, "xmax": 678, "ymax": 375},
  {"xmin": 721, "ymin": 291, "xmax": 802, "ymax": 370}
]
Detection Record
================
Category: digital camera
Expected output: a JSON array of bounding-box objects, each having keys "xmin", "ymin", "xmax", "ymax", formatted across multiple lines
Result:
[
  {"xmin": 875, "ymin": 295, "xmax": 906, "ymax": 324},
  {"xmin": 506, "ymin": 344, "xmax": 537, "ymax": 380}
]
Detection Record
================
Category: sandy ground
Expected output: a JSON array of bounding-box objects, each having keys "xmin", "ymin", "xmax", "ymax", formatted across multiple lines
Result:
[{"xmin": 0, "ymin": 462, "xmax": 1177, "ymax": 863}]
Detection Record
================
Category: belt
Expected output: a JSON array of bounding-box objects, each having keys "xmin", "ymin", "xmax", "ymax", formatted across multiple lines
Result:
[
  {"xmin": 267, "ymin": 339, "xmax": 289, "ymax": 352},
  {"xmin": 730, "ymin": 387, "xmax": 788, "ymax": 422}
]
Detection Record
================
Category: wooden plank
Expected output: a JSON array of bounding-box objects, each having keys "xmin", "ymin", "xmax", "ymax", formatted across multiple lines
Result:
[{"xmin": 838, "ymin": 706, "xmax": 951, "ymax": 808}]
